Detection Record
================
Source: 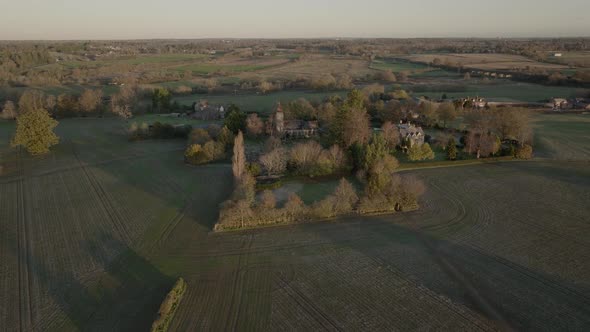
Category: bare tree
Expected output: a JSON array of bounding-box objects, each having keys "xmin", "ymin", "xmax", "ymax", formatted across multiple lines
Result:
[
  {"xmin": 284, "ymin": 193, "xmax": 305, "ymax": 221},
  {"xmin": 232, "ymin": 131, "xmax": 246, "ymax": 180},
  {"xmin": 342, "ymin": 109, "xmax": 371, "ymax": 147},
  {"xmin": 259, "ymin": 148, "xmax": 287, "ymax": 176},
  {"xmin": 259, "ymin": 190, "xmax": 277, "ymax": 209},
  {"xmin": 246, "ymin": 113, "xmax": 264, "ymax": 137},
  {"xmin": 333, "ymin": 178, "xmax": 358, "ymax": 214},
  {"xmin": 437, "ymin": 102, "xmax": 457, "ymax": 128},
  {"xmin": 18, "ymin": 90, "xmax": 46, "ymax": 115},
  {"xmin": 289, "ymin": 141, "xmax": 323, "ymax": 171},
  {"xmin": 79, "ymin": 89, "xmax": 103, "ymax": 113},
  {"xmin": 263, "ymin": 136, "xmax": 282, "ymax": 153},
  {"xmin": 381, "ymin": 121, "xmax": 400, "ymax": 149}
]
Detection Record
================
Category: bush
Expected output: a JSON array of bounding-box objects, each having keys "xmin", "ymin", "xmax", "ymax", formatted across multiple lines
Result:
[
  {"xmin": 310, "ymin": 196, "xmax": 337, "ymax": 219},
  {"xmin": 333, "ymin": 178, "xmax": 359, "ymax": 214},
  {"xmin": 515, "ymin": 144, "xmax": 533, "ymax": 159},
  {"xmin": 151, "ymin": 278, "xmax": 187, "ymax": 332},
  {"xmin": 408, "ymin": 143, "xmax": 435, "ymax": 161}
]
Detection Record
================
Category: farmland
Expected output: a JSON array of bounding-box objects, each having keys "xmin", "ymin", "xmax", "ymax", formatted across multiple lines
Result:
[
  {"xmin": 1, "ymin": 111, "xmax": 590, "ymax": 330},
  {"xmin": 404, "ymin": 53, "xmax": 570, "ymax": 72}
]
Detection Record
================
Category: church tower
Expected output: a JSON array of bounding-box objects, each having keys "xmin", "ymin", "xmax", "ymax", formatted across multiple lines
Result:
[{"xmin": 274, "ymin": 102, "xmax": 285, "ymax": 135}]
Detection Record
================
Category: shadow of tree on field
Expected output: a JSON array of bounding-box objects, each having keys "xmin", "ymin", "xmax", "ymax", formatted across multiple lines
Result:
[
  {"xmin": 1, "ymin": 225, "xmax": 173, "ymax": 331},
  {"xmin": 304, "ymin": 215, "xmax": 590, "ymax": 331}
]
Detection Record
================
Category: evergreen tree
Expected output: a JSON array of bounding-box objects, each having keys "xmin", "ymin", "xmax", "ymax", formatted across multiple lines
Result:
[
  {"xmin": 446, "ymin": 137, "xmax": 457, "ymax": 160},
  {"xmin": 11, "ymin": 109, "xmax": 59, "ymax": 155}
]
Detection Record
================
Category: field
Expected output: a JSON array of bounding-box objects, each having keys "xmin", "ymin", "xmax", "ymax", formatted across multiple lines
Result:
[
  {"xmin": 533, "ymin": 113, "xmax": 590, "ymax": 160},
  {"xmin": 404, "ymin": 53, "xmax": 570, "ymax": 72},
  {"xmin": 1, "ymin": 113, "xmax": 590, "ymax": 331},
  {"xmin": 249, "ymin": 55, "xmax": 376, "ymax": 81},
  {"xmin": 406, "ymin": 81, "xmax": 583, "ymax": 102},
  {"xmin": 544, "ymin": 51, "xmax": 590, "ymax": 68}
]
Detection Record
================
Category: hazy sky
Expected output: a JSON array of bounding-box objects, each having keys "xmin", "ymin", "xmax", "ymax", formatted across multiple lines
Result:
[{"xmin": 1, "ymin": 0, "xmax": 588, "ymax": 40}]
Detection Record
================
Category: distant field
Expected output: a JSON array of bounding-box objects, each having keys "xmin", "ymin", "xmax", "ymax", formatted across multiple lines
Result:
[
  {"xmin": 405, "ymin": 53, "xmax": 569, "ymax": 72},
  {"xmin": 370, "ymin": 59, "xmax": 427, "ymax": 72},
  {"xmin": 533, "ymin": 113, "xmax": 590, "ymax": 160},
  {"xmin": 251, "ymin": 56, "xmax": 375, "ymax": 80},
  {"xmin": 407, "ymin": 81, "xmax": 582, "ymax": 102},
  {"xmin": 544, "ymin": 51, "xmax": 590, "ymax": 68}
]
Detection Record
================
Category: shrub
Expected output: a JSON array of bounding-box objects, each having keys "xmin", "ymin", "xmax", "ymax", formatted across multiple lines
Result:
[
  {"xmin": 446, "ymin": 137, "xmax": 457, "ymax": 160},
  {"xmin": 246, "ymin": 162, "xmax": 261, "ymax": 177},
  {"xmin": 184, "ymin": 144, "xmax": 206, "ymax": 164},
  {"xmin": 333, "ymin": 178, "xmax": 358, "ymax": 214},
  {"xmin": 310, "ymin": 196, "xmax": 337, "ymax": 219},
  {"xmin": 202, "ymin": 140, "xmax": 225, "ymax": 161},
  {"xmin": 284, "ymin": 193, "xmax": 306, "ymax": 221},
  {"xmin": 151, "ymin": 278, "xmax": 187, "ymax": 332},
  {"xmin": 260, "ymin": 148, "xmax": 287, "ymax": 176},
  {"xmin": 420, "ymin": 143, "xmax": 435, "ymax": 160},
  {"xmin": 515, "ymin": 144, "xmax": 533, "ymax": 159},
  {"xmin": 189, "ymin": 128, "xmax": 211, "ymax": 144},
  {"xmin": 408, "ymin": 143, "xmax": 435, "ymax": 161}
]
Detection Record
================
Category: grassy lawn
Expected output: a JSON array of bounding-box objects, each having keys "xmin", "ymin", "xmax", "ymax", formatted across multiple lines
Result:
[{"xmin": 131, "ymin": 114, "xmax": 221, "ymax": 126}]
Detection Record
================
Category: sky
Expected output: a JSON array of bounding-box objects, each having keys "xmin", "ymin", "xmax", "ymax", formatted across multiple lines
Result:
[{"xmin": 0, "ymin": 0, "xmax": 589, "ymax": 40}]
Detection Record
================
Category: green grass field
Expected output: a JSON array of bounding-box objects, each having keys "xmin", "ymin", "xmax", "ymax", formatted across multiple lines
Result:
[
  {"xmin": 410, "ymin": 81, "xmax": 582, "ymax": 102},
  {"xmin": 533, "ymin": 113, "xmax": 590, "ymax": 160}
]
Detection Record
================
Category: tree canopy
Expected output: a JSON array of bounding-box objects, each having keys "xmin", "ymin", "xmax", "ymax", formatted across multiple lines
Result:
[{"xmin": 11, "ymin": 109, "xmax": 59, "ymax": 155}]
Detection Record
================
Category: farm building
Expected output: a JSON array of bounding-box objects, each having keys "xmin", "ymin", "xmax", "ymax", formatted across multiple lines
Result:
[
  {"xmin": 457, "ymin": 97, "xmax": 487, "ymax": 109},
  {"xmin": 549, "ymin": 98, "xmax": 569, "ymax": 110},
  {"xmin": 270, "ymin": 103, "xmax": 319, "ymax": 138},
  {"xmin": 191, "ymin": 100, "xmax": 225, "ymax": 120},
  {"xmin": 398, "ymin": 122, "xmax": 425, "ymax": 147}
]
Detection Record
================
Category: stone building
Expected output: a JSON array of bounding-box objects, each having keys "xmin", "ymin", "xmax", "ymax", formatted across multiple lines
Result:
[
  {"xmin": 398, "ymin": 122, "xmax": 425, "ymax": 148},
  {"xmin": 270, "ymin": 103, "xmax": 318, "ymax": 138}
]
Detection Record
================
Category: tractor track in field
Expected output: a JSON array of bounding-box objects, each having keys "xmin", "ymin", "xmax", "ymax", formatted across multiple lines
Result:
[
  {"xmin": 275, "ymin": 274, "xmax": 344, "ymax": 332},
  {"xmin": 467, "ymin": 243, "xmax": 590, "ymax": 308},
  {"xmin": 0, "ymin": 146, "xmax": 185, "ymax": 185},
  {"xmin": 72, "ymin": 145, "xmax": 133, "ymax": 245},
  {"xmin": 16, "ymin": 149, "xmax": 33, "ymax": 332},
  {"xmin": 224, "ymin": 235, "xmax": 254, "ymax": 332},
  {"xmin": 361, "ymin": 244, "xmax": 496, "ymax": 331}
]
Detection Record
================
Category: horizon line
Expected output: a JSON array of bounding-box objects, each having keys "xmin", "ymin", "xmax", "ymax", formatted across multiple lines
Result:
[{"xmin": 2, "ymin": 35, "xmax": 590, "ymax": 42}]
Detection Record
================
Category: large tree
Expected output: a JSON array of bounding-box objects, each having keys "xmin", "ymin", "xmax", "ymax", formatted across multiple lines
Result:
[
  {"xmin": 259, "ymin": 148, "xmax": 287, "ymax": 176},
  {"xmin": 232, "ymin": 131, "xmax": 246, "ymax": 180},
  {"xmin": 79, "ymin": 89, "xmax": 103, "ymax": 113},
  {"xmin": 381, "ymin": 121, "xmax": 400, "ymax": 150},
  {"xmin": 437, "ymin": 102, "xmax": 457, "ymax": 128},
  {"xmin": 11, "ymin": 109, "xmax": 59, "ymax": 155},
  {"xmin": 224, "ymin": 104, "xmax": 246, "ymax": 134},
  {"xmin": 246, "ymin": 113, "xmax": 264, "ymax": 137},
  {"xmin": 18, "ymin": 90, "xmax": 47, "ymax": 115}
]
